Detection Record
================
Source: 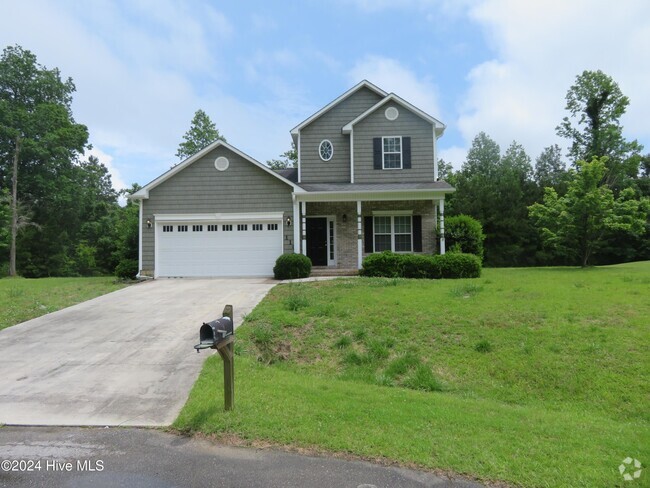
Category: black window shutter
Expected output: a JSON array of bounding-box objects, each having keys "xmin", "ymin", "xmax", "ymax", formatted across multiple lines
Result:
[
  {"xmin": 402, "ymin": 137, "xmax": 411, "ymax": 169},
  {"xmin": 373, "ymin": 138, "xmax": 382, "ymax": 170},
  {"xmin": 413, "ymin": 215, "xmax": 422, "ymax": 252},
  {"xmin": 364, "ymin": 216, "xmax": 374, "ymax": 252}
]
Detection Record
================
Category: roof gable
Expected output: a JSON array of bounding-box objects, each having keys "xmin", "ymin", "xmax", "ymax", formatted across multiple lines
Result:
[
  {"xmin": 129, "ymin": 140, "xmax": 303, "ymax": 199},
  {"xmin": 290, "ymin": 80, "xmax": 387, "ymax": 137},
  {"xmin": 342, "ymin": 93, "xmax": 446, "ymax": 135}
]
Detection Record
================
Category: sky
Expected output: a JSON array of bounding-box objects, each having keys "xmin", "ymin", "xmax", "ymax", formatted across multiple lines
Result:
[{"xmin": 1, "ymin": 0, "xmax": 649, "ymax": 193}]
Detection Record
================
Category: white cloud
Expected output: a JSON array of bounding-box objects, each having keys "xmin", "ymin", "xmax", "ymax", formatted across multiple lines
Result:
[
  {"xmin": 457, "ymin": 0, "xmax": 650, "ymax": 159},
  {"xmin": 438, "ymin": 145, "xmax": 467, "ymax": 170},
  {"xmin": 348, "ymin": 56, "xmax": 442, "ymax": 119},
  {"xmin": 86, "ymin": 146, "xmax": 127, "ymax": 193}
]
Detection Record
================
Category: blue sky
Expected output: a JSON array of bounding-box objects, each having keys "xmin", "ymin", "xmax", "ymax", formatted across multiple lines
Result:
[{"xmin": 1, "ymin": 0, "xmax": 649, "ymax": 192}]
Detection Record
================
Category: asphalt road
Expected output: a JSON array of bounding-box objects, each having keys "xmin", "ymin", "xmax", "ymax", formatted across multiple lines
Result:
[{"xmin": 0, "ymin": 427, "xmax": 483, "ymax": 488}]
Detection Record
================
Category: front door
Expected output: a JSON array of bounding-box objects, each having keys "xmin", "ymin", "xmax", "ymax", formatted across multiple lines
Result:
[{"xmin": 306, "ymin": 217, "xmax": 328, "ymax": 266}]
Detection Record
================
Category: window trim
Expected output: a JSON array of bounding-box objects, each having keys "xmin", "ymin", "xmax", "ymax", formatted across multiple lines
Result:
[
  {"xmin": 373, "ymin": 215, "xmax": 413, "ymax": 253},
  {"xmin": 319, "ymin": 139, "xmax": 334, "ymax": 161},
  {"xmin": 382, "ymin": 136, "xmax": 403, "ymax": 170}
]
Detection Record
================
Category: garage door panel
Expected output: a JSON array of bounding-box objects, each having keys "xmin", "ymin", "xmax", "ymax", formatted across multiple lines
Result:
[{"xmin": 157, "ymin": 221, "xmax": 282, "ymax": 277}]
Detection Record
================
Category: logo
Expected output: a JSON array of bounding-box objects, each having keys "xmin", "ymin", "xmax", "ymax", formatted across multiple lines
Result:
[{"xmin": 619, "ymin": 458, "xmax": 642, "ymax": 481}]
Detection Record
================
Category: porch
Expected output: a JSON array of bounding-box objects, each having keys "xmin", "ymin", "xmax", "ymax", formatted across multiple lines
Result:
[{"xmin": 291, "ymin": 185, "xmax": 452, "ymax": 270}]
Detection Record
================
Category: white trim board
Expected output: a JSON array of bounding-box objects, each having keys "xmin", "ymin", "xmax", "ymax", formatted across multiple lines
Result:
[
  {"xmin": 153, "ymin": 212, "xmax": 285, "ymax": 223},
  {"xmin": 342, "ymin": 93, "xmax": 446, "ymax": 135},
  {"xmin": 290, "ymin": 80, "xmax": 387, "ymax": 138},
  {"xmin": 128, "ymin": 140, "xmax": 304, "ymax": 200}
]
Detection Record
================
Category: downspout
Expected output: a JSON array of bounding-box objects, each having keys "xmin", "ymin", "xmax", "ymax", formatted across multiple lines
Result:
[{"xmin": 137, "ymin": 199, "xmax": 143, "ymax": 278}]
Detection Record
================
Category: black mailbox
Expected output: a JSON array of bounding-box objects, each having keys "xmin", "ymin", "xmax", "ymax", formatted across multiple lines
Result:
[{"xmin": 194, "ymin": 316, "xmax": 233, "ymax": 351}]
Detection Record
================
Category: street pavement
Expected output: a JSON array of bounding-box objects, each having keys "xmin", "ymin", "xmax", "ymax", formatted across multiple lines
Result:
[{"xmin": 0, "ymin": 427, "xmax": 484, "ymax": 488}]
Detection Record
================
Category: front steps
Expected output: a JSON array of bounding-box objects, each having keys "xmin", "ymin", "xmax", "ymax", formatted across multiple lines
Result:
[{"xmin": 310, "ymin": 267, "xmax": 359, "ymax": 277}]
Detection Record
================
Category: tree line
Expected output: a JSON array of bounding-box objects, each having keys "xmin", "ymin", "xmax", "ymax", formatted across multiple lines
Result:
[
  {"xmin": 443, "ymin": 70, "xmax": 649, "ymax": 267},
  {"xmin": 1, "ymin": 44, "xmax": 648, "ymax": 277}
]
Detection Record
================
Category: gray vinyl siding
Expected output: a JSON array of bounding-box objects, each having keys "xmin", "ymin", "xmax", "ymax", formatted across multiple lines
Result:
[
  {"xmin": 353, "ymin": 103, "xmax": 435, "ymax": 183},
  {"xmin": 300, "ymin": 87, "xmax": 383, "ymax": 183},
  {"xmin": 140, "ymin": 145, "xmax": 293, "ymax": 274}
]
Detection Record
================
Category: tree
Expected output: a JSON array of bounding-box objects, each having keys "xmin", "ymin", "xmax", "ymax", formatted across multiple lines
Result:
[
  {"xmin": 437, "ymin": 158, "xmax": 454, "ymax": 181},
  {"xmin": 176, "ymin": 109, "xmax": 225, "ymax": 161},
  {"xmin": 0, "ymin": 45, "xmax": 89, "ymax": 276},
  {"xmin": 529, "ymin": 157, "xmax": 649, "ymax": 267},
  {"xmin": 451, "ymin": 134, "xmax": 538, "ymax": 266},
  {"xmin": 534, "ymin": 144, "xmax": 568, "ymax": 193},
  {"xmin": 0, "ymin": 189, "xmax": 9, "ymax": 267},
  {"xmin": 556, "ymin": 70, "xmax": 643, "ymax": 190},
  {"xmin": 266, "ymin": 142, "xmax": 297, "ymax": 169}
]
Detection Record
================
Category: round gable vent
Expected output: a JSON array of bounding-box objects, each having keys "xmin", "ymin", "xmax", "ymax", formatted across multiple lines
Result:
[
  {"xmin": 214, "ymin": 156, "xmax": 229, "ymax": 171},
  {"xmin": 385, "ymin": 106, "xmax": 399, "ymax": 121}
]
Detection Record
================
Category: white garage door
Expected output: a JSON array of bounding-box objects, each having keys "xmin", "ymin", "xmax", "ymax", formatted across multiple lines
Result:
[{"xmin": 156, "ymin": 219, "xmax": 283, "ymax": 277}]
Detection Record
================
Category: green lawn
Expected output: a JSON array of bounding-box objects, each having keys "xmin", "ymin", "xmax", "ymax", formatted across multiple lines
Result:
[
  {"xmin": 0, "ymin": 277, "xmax": 128, "ymax": 331},
  {"xmin": 174, "ymin": 263, "xmax": 650, "ymax": 487}
]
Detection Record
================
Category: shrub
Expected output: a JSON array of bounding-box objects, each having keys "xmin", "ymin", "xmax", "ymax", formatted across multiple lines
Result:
[
  {"xmin": 360, "ymin": 251, "xmax": 401, "ymax": 277},
  {"xmin": 432, "ymin": 253, "xmax": 482, "ymax": 279},
  {"xmin": 360, "ymin": 252, "xmax": 481, "ymax": 279},
  {"xmin": 445, "ymin": 215, "xmax": 485, "ymax": 260},
  {"xmin": 273, "ymin": 253, "xmax": 312, "ymax": 280},
  {"xmin": 399, "ymin": 253, "xmax": 437, "ymax": 278},
  {"xmin": 114, "ymin": 259, "xmax": 138, "ymax": 280}
]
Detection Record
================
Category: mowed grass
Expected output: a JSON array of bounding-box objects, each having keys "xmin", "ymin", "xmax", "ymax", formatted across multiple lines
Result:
[
  {"xmin": 175, "ymin": 262, "xmax": 650, "ymax": 487},
  {"xmin": 0, "ymin": 277, "xmax": 128, "ymax": 331}
]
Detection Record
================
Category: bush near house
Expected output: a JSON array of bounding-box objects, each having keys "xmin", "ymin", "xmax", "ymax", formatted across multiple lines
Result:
[
  {"xmin": 114, "ymin": 259, "xmax": 139, "ymax": 280},
  {"xmin": 445, "ymin": 215, "xmax": 485, "ymax": 260},
  {"xmin": 361, "ymin": 251, "xmax": 481, "ymax": 279},
  {"xmin": 273, "ymin": 253, "xmax": 312, "ymax": 280}
]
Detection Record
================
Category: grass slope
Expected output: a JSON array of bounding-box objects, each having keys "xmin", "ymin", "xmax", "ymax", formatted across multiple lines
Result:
[
  {"xmin": 0, "ymin": 277, "xmax": 128, "ymax": 331},
  {"xmin": 175, "ymin": 263, "xmax": 650, "ymax": 487}
]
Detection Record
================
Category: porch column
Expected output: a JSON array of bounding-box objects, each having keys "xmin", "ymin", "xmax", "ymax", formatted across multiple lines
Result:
[
  {"xmin": 292, "ymin": 196, "xmax": 300, "ymax": 253},
  {"xmin": 357, "ymin": 200, "xmax": 362, "ymax": 269},
  {"xmin": 439, "ymin": 199, "xmax": 446, "ymax": 255},
  {"xmin": 301, "ymin": 201, "xmax": 307, "ymax": 255}
]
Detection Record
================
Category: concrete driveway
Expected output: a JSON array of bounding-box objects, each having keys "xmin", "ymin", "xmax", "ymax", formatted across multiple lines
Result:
[{"xmin": 0, "ymin": 278, "xmax": 276, "ymax": 427}]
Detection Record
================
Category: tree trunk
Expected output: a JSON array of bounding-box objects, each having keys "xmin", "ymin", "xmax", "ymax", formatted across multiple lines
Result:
[{"xmin": 9, "ymin": 136, "xmax": 20, "ymax": 277}]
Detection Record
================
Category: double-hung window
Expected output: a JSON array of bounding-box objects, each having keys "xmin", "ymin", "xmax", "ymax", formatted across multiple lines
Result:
[
  {"xmin": 382, "ymin": 136, "xmax": 402, "ymax": 169},
  {"xmin": 373, "ymin": 215, "xmax": 412, "ymax": 252}
]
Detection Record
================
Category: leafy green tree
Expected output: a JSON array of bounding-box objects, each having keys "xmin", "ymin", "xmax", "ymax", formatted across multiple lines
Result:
[
  {"xmin": 529, "ymin": 157, "xmax": 649, "ymax": 266},
  {"xmin": 0, "ymin": 45, "xmax": 89, "ymax": 276},
  {"xmin": 437, "ymin": 158, "xmax": 454, "ymax": 181},
  {"xmin": 112, "ymin": 185, "xmax": 141, "ymax": 266},
  {"xmin": 534, "ymin": 145, "xmax": 568, "ymax": 193},
  {"xmin": 267, "ymin": 142, "xmax": 297, "ymax": 169},
  {"xmin": 557, "ymin": 70, "xmax": 643, "ymax": 190},
  {"xmin": 176, "ymin": 109, "xmax": 225, "ymax": 161},
  {"xmin": 452, "ymin": 134, "xmax": 537, "ymax": 266}
]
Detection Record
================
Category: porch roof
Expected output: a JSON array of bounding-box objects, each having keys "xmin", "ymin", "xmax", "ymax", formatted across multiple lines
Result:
[
  {"xmin": 298, "ymin": 181, "xmax": 453, "ymax": 192},
  {"xmin": 293, "ymin": 181, "xmax": 454, "ymax": 202}
]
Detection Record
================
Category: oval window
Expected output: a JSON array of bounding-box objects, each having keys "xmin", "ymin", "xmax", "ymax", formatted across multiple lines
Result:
[{"xmin": 319, "ymin": 140, "xmax": 333, "ymax": 161}]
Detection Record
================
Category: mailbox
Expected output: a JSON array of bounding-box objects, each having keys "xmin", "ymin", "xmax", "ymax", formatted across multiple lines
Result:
[{"xmin": 194, "ymin": 316, "xmax": 233, "ymax": 351}]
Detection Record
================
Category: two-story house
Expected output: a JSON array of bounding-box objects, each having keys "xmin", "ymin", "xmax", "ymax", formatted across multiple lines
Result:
[{"xmin": 130, "ymin": 80, "xmax": 454, "ymax": 277}]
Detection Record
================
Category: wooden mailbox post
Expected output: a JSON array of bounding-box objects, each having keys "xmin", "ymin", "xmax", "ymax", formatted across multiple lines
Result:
[
  {"xmin": 194, "ymin": 304, "xmax": 235, "ymax": 411},
  {"xmin": 217, "ymin": 304, "xmax": 234, "ymax": 411}
]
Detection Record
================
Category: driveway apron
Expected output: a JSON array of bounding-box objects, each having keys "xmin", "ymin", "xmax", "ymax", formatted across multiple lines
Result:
[{"xmin": 0, "ymin": 278, "xmax": 275, "ymax": 426}]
